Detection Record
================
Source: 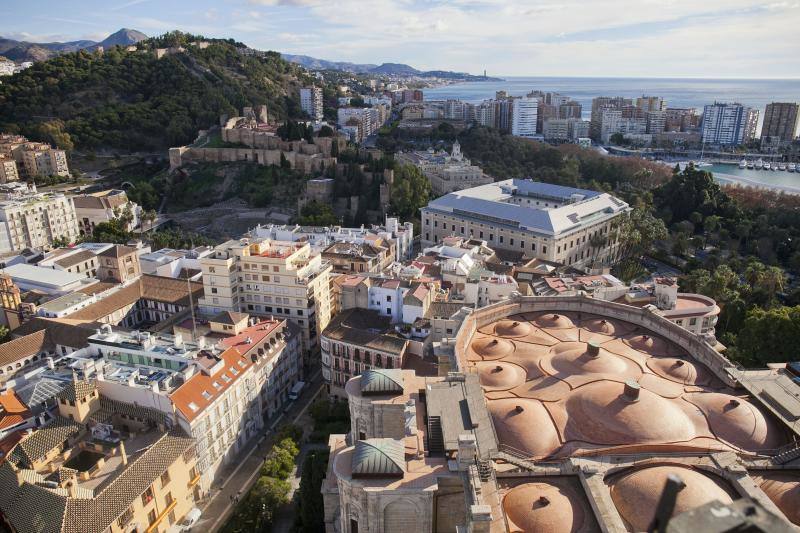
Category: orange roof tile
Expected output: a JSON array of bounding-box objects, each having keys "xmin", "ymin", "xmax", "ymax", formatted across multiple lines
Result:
[{"xmin": 0, "ymin": 390, "xmax": 31, "ymax": 430}]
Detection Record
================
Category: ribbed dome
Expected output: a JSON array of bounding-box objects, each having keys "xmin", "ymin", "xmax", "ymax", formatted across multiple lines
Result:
[
  {"xmin": 470, "ymin": 336, "xmax": 514, "ymax": 359},
  {"xmin": 494, "ymin": 319, "xmax": 534, "ymax": 338},
  {"xmin": 582, "ymin": 318, "xmax": 622, "ymax": 336},
  {"xmin": 609, "ymin": 465, "xmax": 734, "ymax": 532},
  {"xmin": 476, "ymin": 361, "xmax": 527, "ymax": 390},
  {"xmin": 564, "ymin": 381, "xmax": 695, "ymax": 445},
  {"xmin": 488, "ymin": 398, "xmax": 560, "ymax": 458},
  {"xmin": 532, "ymin": 313, "xmax": 576, "ymax": 329},
  {"xmin": 756, "ymin": 472, "xmax": 800, "ymax": 525},
  {"xmin": 623, "ymin": 334, "xmax": 672, "ymax": 355},
  {"xmin": 548, "ymin": 342, "xmax": 636, "ymax": 377},
  {"xmin": 647, "ymin": 357, "xmax": 709, "ymax": 385},
  {"xmin": 503, "ymin": 482, "xmax": 586, "ymax": 533},
  {"xmin": 687, "ymin": 393, "xmax": 785, "ymax": 452}
]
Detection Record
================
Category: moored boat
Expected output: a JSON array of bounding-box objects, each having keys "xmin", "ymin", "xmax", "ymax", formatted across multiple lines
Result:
[{"xmin": 739, "ymin": 158, "xmax": 747, "ymax": 169}]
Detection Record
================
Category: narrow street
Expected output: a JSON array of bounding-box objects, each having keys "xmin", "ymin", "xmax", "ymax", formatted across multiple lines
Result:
[{"xmin": 192, "ymin": 371, "xmax": 324, "ymax": 533}]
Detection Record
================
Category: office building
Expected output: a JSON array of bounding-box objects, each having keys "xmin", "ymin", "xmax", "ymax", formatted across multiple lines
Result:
[
  {"xmin": 702, "ymin": 102, "xmax": 759, "ymax": 146},
  {"xmin": 421, "ymin": 179, "xmax": 630, "ymax": 270},
  {"xmin": 511, "ymin": 97, "xmax": 539, "ymax": 138},
  {"xmin": 761, "ymin": 102, "xmax": 799, "ymax": 145},
  {"xmin": 300, "ymin": 86, "xmax": 324, "ymax": 121}
]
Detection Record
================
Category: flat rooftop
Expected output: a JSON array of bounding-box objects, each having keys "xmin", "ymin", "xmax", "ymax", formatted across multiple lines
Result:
[{"xmin": 0, "ymin": 264, "xmax": 87, "ymax": 289}]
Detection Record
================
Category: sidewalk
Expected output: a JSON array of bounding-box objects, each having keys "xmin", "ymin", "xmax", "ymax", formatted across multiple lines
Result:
[{"xmin": 195, "ymin": 372, "xmax": 323, "ymax": 533}]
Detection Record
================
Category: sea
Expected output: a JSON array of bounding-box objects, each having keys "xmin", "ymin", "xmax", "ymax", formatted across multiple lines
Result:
[{"xmin": 425, "ymin": 76, "xmax": 800, "ymax": 192}]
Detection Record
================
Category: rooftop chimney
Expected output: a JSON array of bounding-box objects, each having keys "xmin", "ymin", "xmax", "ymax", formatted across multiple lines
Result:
[
  {"xmin": 119, "ymin": 440, "xmax": 128, "ymax": 466},
  {"xmin": 587, "ymin": 340, "xmax": 601, "ymax": 357},
  {"xmin": 537, "ymin": 496, "xmax": 550, "ymax": 507},
  {"xmin": 493, "ymin": 365, "xmax": 503, "ymax": 373},
  {"xmin": 623, "ymin": 380, "xmax": 641, "ymax": 402},
  {"xmin": 515, "ymin": 405, "xmax": 524, "ymax": 413}
]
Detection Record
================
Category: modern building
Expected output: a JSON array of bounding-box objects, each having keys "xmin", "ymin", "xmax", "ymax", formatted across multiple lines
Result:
[
  {"xmin": 542, "ymin": 118, "xmax": 591, "ymax": 143},
  {"xmin": 421, "ymin": 180, "xmax": 630, "ymax": 270},
  {"xmin": 761, "ymin": 102, "xmax": 799, "ymax": 146},
  {"xmin": 590, "ymin": 96, "xmax": 632, "ymax": 140},
  {"xmin": 635, "ymin": 95, "xmax": 666, "ymax": 112},
  {"xmin": 197, "ymin": 237, "xmax": 332, "ymax": 365},
  {"xmin": 0, "ymin": 191, "xmax": 80, "ymax": 253},
  {"xmin": 0, "ymin": 379, "xmax": 200, "ymax": 533},
  {"xmin": 321, "ymin": 294, "xmax": 800, "ymax": 533},
  {"xmin": 702, "ymin": 102, "xmax": 759, "ymax": 146},
  {"xmin": 396, "ymin": 141, "xmax": 493, "ymax": 196},
  {"xmin": 511, "ymin": 97, "xmax": 539, "ymax": 138},
  {"xmin": 300, "ymin": 86, "xmax": 324, "ymax": 121}
]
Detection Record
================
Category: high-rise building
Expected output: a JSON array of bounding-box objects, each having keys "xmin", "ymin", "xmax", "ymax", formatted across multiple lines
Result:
[
  {"xmin": 761, "ymin": 102, "xmax": 799, "ymax": 143},
  {"xmin": 702, "ymin": 102, "xmax": 759, "ymax": 146},
  {"xmin": 590, "ymin": 96, "xmax": 632, "ymax": 140},
  {"xmin": 475, "ymin": 100, "xmax": 496, "ymax": 128},
  {"xmin": 665, "ymin": 108, "xmax": 701, "ymax": 132},
  {"xmin": 494, "ymin": 97, "xmax": 513, "ymax": 132},
  {"xmin": 511, "ymin": 97, "xmax": 539, "ymax": 137},
  {"xmin": 300, "ymin": 86, "xmax": 324, "ymax": 121},
  {"xmin": 444, "ymin": 99, "xmax": 466, "ymax": 120},
  {"xmin": 636, "ymin": 95, "xmax": 666, "ymax": 112},
  {"xmin": 558, "ymin": 100, "xmax": 583, "ymax": 119}
]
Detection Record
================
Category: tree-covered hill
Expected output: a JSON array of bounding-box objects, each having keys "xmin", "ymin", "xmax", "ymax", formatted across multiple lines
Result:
[{"xmin": 0, "ymin": 31, "xmax": 316, "ymax": 151}]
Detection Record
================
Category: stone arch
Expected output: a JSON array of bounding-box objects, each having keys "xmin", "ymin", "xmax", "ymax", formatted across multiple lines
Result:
[{"xmin": 383, "ymin": 498, "xmax": 422, "ymax": 533}]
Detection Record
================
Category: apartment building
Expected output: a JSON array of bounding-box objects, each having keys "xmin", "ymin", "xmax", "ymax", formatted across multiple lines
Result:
[
  {"xmin": 589, "ymin": 96, "xmax": 632, "ymax": 140},
  {"xmin": 322, "ymin": 241, "xmax": 394, "ymax": 274},
  {"xmin": 702, "ymin": 102, "xmax": 759, "ymax": 146},
  {"xmin": 13, "ymin": 142, "xmax": 70, "ymax": 178},
  {"xmin": 197, "ymin": 238, "xmax": 332, "ymax": 364},
  {"xmin": 300, "ymin": 86, "xmax": 324, "ymax": 121},
  {"xmin": 0, "ymin": 379, "xmax": 199, "ymax": 533},
  {"xmin": 0, "ymin": 155, "xmax": 18, "ymax": 183},
  {"xmin": 0, "ymin": 192, "xmax": 80, "ymax": 253},
  {"xmin": 170, "ymin": 318, "xmax": 301, "ymax": 485},
  {"xmin": 543, "ymin": 118, "xmax": 591, "ymax": 142},
  {"xmin": 761, "ymin": 102, "xmax": 799, "ymax": 147},
  {"xmin": 421, "ymin": 179, "xmax": 630, "ymax": 270},
  {"xmin": 511, "ymin": 96, "xmax": 539, "ymax": 137}
]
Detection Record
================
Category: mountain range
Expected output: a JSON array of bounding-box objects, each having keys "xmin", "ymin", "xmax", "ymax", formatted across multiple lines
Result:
[
  {"xmin": 0, "ymin": 28, "xmax": 147, "ymax": 62},
  {"xmin": 280, "ymin": 53, "xmax": 500, "ymax": 81}
]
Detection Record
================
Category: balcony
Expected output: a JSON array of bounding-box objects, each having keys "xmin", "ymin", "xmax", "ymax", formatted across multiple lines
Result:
[{"xmin": 145, "ymin": 498, "xmax": 177, "ymax": 533}]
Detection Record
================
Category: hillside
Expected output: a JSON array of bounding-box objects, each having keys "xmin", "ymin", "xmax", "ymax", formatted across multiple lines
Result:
[
  {"xmin": 0, "ymin": 32, "xmax": 316, "ymax": 151},
  {"xmin": 0, "ymin": 28, "xmax": 147, "ymax": 63},
  {"xmin": 281, "ymin": 53, "xmax": 500, "ymax": 81}
]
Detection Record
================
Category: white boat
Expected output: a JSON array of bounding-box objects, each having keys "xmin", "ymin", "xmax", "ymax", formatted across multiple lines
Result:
[
  {"xmin": 747, "ymin": 161, "xmax": 755, "ymax": 169},
  {"xmin": 779, "ymin": 163, "xmax": 787, "ymax": 171},
  {"xmin": 739, "ymin": 159, "xmax": 747, "ymax": 169},
  {"xmin": 789, "ymin": 163, "xmax": 796, "ymax": 172},
  {"xmin": 764, "ymin": 162, "xmax": 772, "ymax": 171},
  {"xmin": 756, "ymin": 159, "xmax": 764, "ymax": 169}
]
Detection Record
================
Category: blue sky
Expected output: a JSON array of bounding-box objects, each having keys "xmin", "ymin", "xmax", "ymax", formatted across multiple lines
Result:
[{"xmin": 2, "ymin": 0, "xmax": 799, "ymax": 77}]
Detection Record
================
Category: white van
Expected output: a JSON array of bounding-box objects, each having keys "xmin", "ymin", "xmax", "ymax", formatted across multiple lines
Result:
[{"xmin": 288, "ymin": 381, "xmax": 305, "ymax": 401}]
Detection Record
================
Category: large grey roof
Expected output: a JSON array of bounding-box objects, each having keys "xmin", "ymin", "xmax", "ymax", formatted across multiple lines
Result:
[
  {"xmin": 351, "ymin": 438, "xmax": 404, "ymax": 478},
  {"xmin": 423, "ymin": 179, "xmax": 629, "ymax": 236}
]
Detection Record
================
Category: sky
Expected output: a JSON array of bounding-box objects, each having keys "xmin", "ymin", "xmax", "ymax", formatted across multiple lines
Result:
[{"xmin": 2, "ymin": 0, "xmax": 799, "ymax": 78}]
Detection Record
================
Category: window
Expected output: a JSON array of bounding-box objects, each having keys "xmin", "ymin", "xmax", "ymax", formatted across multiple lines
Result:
[
  {"xmin": 386, "ymin": 295, "xmax": 392, "ymax": 302},
  {"xmin": 148, "ymin": 509, "xmax": 157, "ymax": 525},
  {"xmin": 142, "ymin": 486, "xmax": 154, "ymax": 506}
]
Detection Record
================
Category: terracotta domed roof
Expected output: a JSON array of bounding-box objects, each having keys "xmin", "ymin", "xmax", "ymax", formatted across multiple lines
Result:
[
  {"xmin": 687, "ymin": 393, "xmax": 786, "ymax": 452},
  {"xmin": 623, "ymin": 334, "xmax": 672, "ymax": 356},
  {"xmin": 488, "ymin": 398, "xmax": 560, "ymax": 458},
  {"xmin": 756, "ymin": 472, "xmax": 800, "ymax": 525},
  {"xmin": 609, "ymin": 465, "xmax": 734, "ymax": 532},
  {"xmin": 494, "ymin": 319, "xmax": 534, "ymax": 338},
  {"xmin": 547, "ymin": 342, "xmax": 639, "ymax": 379},
  {"xmin": 503, "ymin": 482, "xmax": 587, "ymax": 533},
  {"xmin": 581, "ymin": 318, "xmax": 625, "ymax": 336},
  {"xmin": 470, "ymin": 336, "xmax": 515, "ymax": 359},
  {"xmin": 477, "ymin": 361, "xmax": 527, "ymax": 390},
  {"xmin": 647, "ymin": 357, "xmax": 710, "ymax": 386},
  {"xmin": 532, "ymin": 313, "xmax": 576, "ymax": 329},
  {"xmin": 564, "ymin": 381, "xmax": 695, "ymax": 445}
]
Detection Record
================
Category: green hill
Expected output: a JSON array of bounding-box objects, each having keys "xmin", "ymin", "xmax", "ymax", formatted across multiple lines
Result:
[{"xmin": 0, "ymin": 31, "xmax": 315, "ymax": 151}]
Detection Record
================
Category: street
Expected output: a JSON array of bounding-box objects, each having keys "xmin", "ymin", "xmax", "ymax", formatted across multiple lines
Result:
[{"xmin": 193, "ymin": 370, "xmax": 324, "ymax": 533}]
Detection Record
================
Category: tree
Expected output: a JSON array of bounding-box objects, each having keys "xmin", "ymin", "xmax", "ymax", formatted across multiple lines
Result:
[
  {"xmin": 390, "ymin": 164, "xmax": 430, "ymax": 221},
  {"xmin": 297, "ymin": 201, "xmax": 338, "ymax": 226},
  {"xmin": 0, "ymin": 325, "xmax": 9, "ymax": 344},
  {"xmin": 318, "ymin": 125, "xmax": 334, "ymax": 137},
  {"xmin": 227, "ymin": 476, "xmax": 291, "ymax": 532},
  {"xmin": 614, "ymin": 206, "xmax": 668, "ymax": 281},
  {"xmin": 261, "ymin": 438, "xmax": 299, "ymax": 480},
  {"xmin": 735, "ymin": 306, "xmax": 800, "ymax": 366},
  {"xmin": 294, "ymin": 450, "xmax": 329, "ymax": 533}
]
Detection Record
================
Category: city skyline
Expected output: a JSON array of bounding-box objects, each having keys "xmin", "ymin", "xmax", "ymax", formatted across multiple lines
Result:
[{"xmin": 2, "ymin": 0, "xmax": 800, "ymax": 78}]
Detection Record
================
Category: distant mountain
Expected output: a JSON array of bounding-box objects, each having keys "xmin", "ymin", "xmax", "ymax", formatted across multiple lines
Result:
[
  {"xmin": 0, "ymin": 28, "xmax": 147, "ymax": 63},
  {"xmin": 281, "ymin": 53, "xmax": 500, "ymax": 81}
]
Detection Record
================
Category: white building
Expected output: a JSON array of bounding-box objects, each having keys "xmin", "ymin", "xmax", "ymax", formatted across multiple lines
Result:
[
  {"xmin": 702, "ymin": 102, "xmax": 759, "ymax": 146},
  {"xmin": 396, "ymin": 141, "xmax": 493, "ymax": 196},
  {"xmin": 421, "ymin": 179, "xmax": 630, "ymax": 270},
  {"xmin": 0, "ymin": 263, "xmax": 91, "ymax": 294},
  {"xmin": 0, "ymin": 191, "xmax": 80, "ymax": 253},
  {"xmin": 72, "ymin": 189, "xmax": 140, "ymax": 236},
  {"xmin": 511, "ymin": 97, "xmax": 539, "ymax": 137},
  {"xmin": 300, "ymin": 86, "xmax": 324, "ymax": 121}
]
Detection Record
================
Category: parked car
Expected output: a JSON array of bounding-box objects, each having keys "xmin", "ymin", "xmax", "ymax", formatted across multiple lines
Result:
[{"xmin": 179, "ymin": 508, "xmax": 201, "ymax": 531}]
